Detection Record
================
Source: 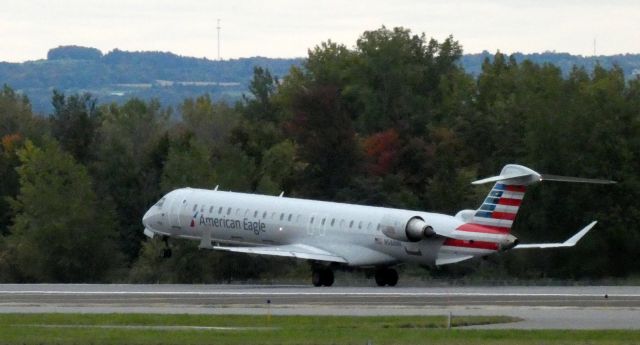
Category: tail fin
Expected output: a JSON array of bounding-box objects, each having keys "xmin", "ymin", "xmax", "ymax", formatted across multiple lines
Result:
[
  {"xmin": 467, "ymin": 165, "xmax": 540, "ymax": 233},
  {"xmin": 470, "ymin": 181, "xmax": 527, "ymax": 233},
  {"xmin": 468, "ymin": 164, "xmax": 615, "ymax": 234}
]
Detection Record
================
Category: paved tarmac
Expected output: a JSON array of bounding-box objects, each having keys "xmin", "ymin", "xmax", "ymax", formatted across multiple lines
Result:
[{"xmin": 1, "ymin": 284, "xmax": 639, "ymax": 329}]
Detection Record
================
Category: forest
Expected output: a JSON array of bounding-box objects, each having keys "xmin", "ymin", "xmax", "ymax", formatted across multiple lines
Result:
[{"xmin": 0, "ymin": 26, "xmax": 638, "ymax": 283}]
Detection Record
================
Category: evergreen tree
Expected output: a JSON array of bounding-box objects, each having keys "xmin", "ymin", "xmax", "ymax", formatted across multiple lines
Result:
[
  {"xmin": 50, "ymin": 91, "xmax": 101, "ymax": 164},
  {"xmin": 8, "ymin": 139, "xmax": 121, "ymax": 282},
  {"xmin": 92, "ymin": 99, "xmax": 170, "ymax": 262}
]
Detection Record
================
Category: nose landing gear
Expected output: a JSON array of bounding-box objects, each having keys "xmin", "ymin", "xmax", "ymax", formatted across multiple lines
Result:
[{"xmin": 161, "ymin": 236, "xmax": 172, "ymax": 258}]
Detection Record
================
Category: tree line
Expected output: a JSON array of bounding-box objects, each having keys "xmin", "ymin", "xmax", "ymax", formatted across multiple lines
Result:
[{"xmin": 0, "ymin": 26, "xmax": 638, "ymax": 283}]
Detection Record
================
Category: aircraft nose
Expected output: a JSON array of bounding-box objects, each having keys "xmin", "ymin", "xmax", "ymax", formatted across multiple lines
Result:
[{"xmin": 142, "ymin": 208, "xmax": 155, "ymax": 229}]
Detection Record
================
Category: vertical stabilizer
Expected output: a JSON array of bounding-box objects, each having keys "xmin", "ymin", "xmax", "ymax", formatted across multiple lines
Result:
[
  {"xmin": 469, "ymin": 181, "xmax": 527, "ymax": 233},
  {"xmin": 467, "ymin": 164, "xmax": 542, "ymax": 233}
]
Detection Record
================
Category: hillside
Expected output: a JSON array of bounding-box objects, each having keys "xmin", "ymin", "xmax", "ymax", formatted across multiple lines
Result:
[
  {"xmin": 461, "ymin": 50, "xmax": 640, "ymax": 78},
  {"xmin": 0, "ymin": 46, "xmax": 302, "ymax": 114},
  {"xmin": 1, "ymin": 45, "xmax": 639, "ymax": 114}
]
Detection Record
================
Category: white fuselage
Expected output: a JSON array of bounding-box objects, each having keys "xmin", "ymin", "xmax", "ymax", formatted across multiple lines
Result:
[{"xmin": 143, "ymin": 188, "xmax": 502, "ymax": 267}]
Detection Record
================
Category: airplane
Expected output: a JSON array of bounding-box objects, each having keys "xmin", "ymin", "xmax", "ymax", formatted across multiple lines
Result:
[{"xmin": 142, "ymin": 164, "xmax": 615, "ymax": 286}]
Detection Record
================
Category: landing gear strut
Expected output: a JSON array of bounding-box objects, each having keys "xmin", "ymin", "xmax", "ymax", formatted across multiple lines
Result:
[
  {"xmin": 311, "ymin": 267, "xmax": 334, "ymax": 287},
  {"xmin": 161, "ymin": 236, "xmax": 172, "ymax": 258},
  {"xmin": 374, "ymin": 267, "xmax": 398, "ymax": 287}
]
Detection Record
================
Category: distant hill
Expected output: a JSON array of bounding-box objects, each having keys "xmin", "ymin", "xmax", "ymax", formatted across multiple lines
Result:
[
  {"xmin": 461, "ymin": 50, "xmax": 640, "ymax": 78},
  {"xmin": 1, "ymin": 46, "xmax": 639, "ymax": 114},
  {"xmin": 0, "ymin": 46, "xmax": 302, "ymax": 114}
]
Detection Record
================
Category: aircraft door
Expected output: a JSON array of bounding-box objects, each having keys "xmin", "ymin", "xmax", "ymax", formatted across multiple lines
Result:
[{"xmin": 169, "ymin": 190, "xmax": 188, "ymax": 230}]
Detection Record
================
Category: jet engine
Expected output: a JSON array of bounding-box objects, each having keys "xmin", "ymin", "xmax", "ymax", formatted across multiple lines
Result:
[{"xmin": 381, "ymin": 216, "xmax": 436, "ymax": 242}]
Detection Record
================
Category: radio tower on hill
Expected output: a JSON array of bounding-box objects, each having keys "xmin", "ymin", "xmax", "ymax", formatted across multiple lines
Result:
[{"xmin": 217, "ymin": 19, "xmax": 221, "ymax": 60}]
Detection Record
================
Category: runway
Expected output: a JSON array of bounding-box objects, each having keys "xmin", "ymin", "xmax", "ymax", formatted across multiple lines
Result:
[{"xmin": 1, "ymin": 284, "xmax": 639, "ymax": 329}]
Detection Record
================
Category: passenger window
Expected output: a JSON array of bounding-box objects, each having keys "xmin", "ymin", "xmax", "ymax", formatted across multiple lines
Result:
[
  {"xmin": 218, "ymin": 207, "xmax": 223, "ymax": 214},
  {"xmin": 227, "ymin": 207, "xmax": 232, "ymax": 215},
  {"xmin": 244, "ymin": 209, "xmax": 250, "ymax": 216},
  {"xmin": 192, "ymin": 204, "xmax": 198, "ymax": 212},
  {"xmin": 280, "ymin": 213, "xmax": 284, "ymax": 221},
  {"xmin": 200, "ymin": 206, "xmax": 205, "ymax": 213},
  {"xmin": 288, "ymin": 214, "xmax": 292, "ymax": 221},
  {"xmin": 310, "ymin": 217, "xmax": 315, "ymax": 224},
  {"xmin": 209, "ymin": 206, "xmax": 214, "ymax": 213},
  {"xmin": 358, "ymin": 221, "xmax": 362, "ymax": 229},
  {"xmin": 321, "ymin": 218, "xmax": 326, "ymax": 226},
  {"xmin": 367, "ymin": 222, "xmax": 372, "ymax": 230},
  {"xmin": 349, "ymin": 220, "xmax": 354, "ymax": 228},
  {"xmin": 263, "ymin": 211, "xmax": 267, "ymax": 219},
  {"xmin": 236, "ymin": 208, "xmax": 242, "ymax": 216},
  {"xmin": 331, "ymin": 219, "xmax": 335, "ymax": 226},
  {"xmin": 254, "ymin": 210, "xmax": 259, "ymax": 218}
]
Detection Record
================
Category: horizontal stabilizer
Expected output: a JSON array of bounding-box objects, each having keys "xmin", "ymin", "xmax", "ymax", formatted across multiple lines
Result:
[
  {"xmin": 540, "ymin": 174, "xmax": 616, "ymax": 184},
  {"xmin": 473, "ymin": 164, "xmax": 616, "ymax": 186},
  {"xmin": 471, "ymin": 172, "xmax": 538, "ymax": 185},
  {"xmin": 513, "ymin": 221, "xmax": 597, "ymax": 249},
  {"xmin": 472, "ymin": 164, "xmax": 542, "ymax": 185}
]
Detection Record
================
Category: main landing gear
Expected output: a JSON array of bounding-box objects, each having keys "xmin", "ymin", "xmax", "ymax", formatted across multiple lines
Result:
[
  {"xmin": 161, "ymin": 235, "xmax": 172, "ymax": 258},
  {"xmin": 311, "ymin": 267, "xmax": 334, "ymax": 287},
  {"xmin": 374, "ymin": 267, "xmax": 398, "ymax": 287}
]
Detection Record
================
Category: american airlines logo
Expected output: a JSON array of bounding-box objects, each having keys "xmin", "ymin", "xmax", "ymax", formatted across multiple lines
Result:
[{"xmin": 190, "ymin": 212, "xmax": 198, "ymax": 227}]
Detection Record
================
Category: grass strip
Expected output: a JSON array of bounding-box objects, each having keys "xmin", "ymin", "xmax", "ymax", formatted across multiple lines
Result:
[{"xmin": 0, "ymin": 313, "xmax": 638, "ymax": 345}]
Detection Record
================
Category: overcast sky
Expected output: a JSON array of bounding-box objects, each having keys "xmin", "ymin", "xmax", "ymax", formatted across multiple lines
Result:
[{"xmin": 1, "ymin": 0, "xmax": 638, "ymax": 62}]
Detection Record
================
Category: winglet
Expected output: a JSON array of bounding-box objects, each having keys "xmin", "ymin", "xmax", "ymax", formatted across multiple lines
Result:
[{"xmin": 513, "ymin": 221, "xmax": 597, "ymax": 249}]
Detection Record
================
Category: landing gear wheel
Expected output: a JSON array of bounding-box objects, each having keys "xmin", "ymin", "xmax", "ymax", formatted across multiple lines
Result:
[
  {"xmin": 311, "ymin": 268, "xmax": 334, "ymax": 287},
  {"xmin": 321, "ymin": 269, "xmax": 334, "ymax": 287},
  {"xmin": 312, "ymin": 271, "xmax": 323, "ymax": 287},
  {"xmin": 375, "ymin": 268, "xmax": 398, "ymax": 287},
  {"xmin": 386, "ymin": 268, "xmax": 398, "ymax": 287},
  {"xmin": 375, "ymin": 270, "xmax": 386, "ymax": 286}
]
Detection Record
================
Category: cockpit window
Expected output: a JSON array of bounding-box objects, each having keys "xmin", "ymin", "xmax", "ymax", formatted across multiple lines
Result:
[{"xmin": 155, "ymin": 198, "xmax": 166, "ymax": 208}]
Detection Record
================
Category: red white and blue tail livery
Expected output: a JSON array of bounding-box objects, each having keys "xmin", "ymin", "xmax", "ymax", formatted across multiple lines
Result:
[{"xmin": 142, "ymin": 164, "xmax": 615, "ymax": 286}]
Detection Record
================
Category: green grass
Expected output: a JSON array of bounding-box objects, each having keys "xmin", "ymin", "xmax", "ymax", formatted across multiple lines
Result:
[{"xmin": 0, "ymin": 313, "xmax": 638, "ymax": 345}]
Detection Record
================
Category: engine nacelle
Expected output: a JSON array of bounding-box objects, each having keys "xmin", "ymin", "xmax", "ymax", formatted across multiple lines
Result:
[{"xmin": 381, "ymin": 215, "xmax": 435, "ymax": 242}]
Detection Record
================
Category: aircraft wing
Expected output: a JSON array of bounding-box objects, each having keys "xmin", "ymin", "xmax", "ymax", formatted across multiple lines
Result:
[
  {"xmin": 211, "ymin": 243, "xmax": 348, "ymax": 263},
  {"xmin": 513, "ymin": 221, "xmax": 597, "ymax": 249}
]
